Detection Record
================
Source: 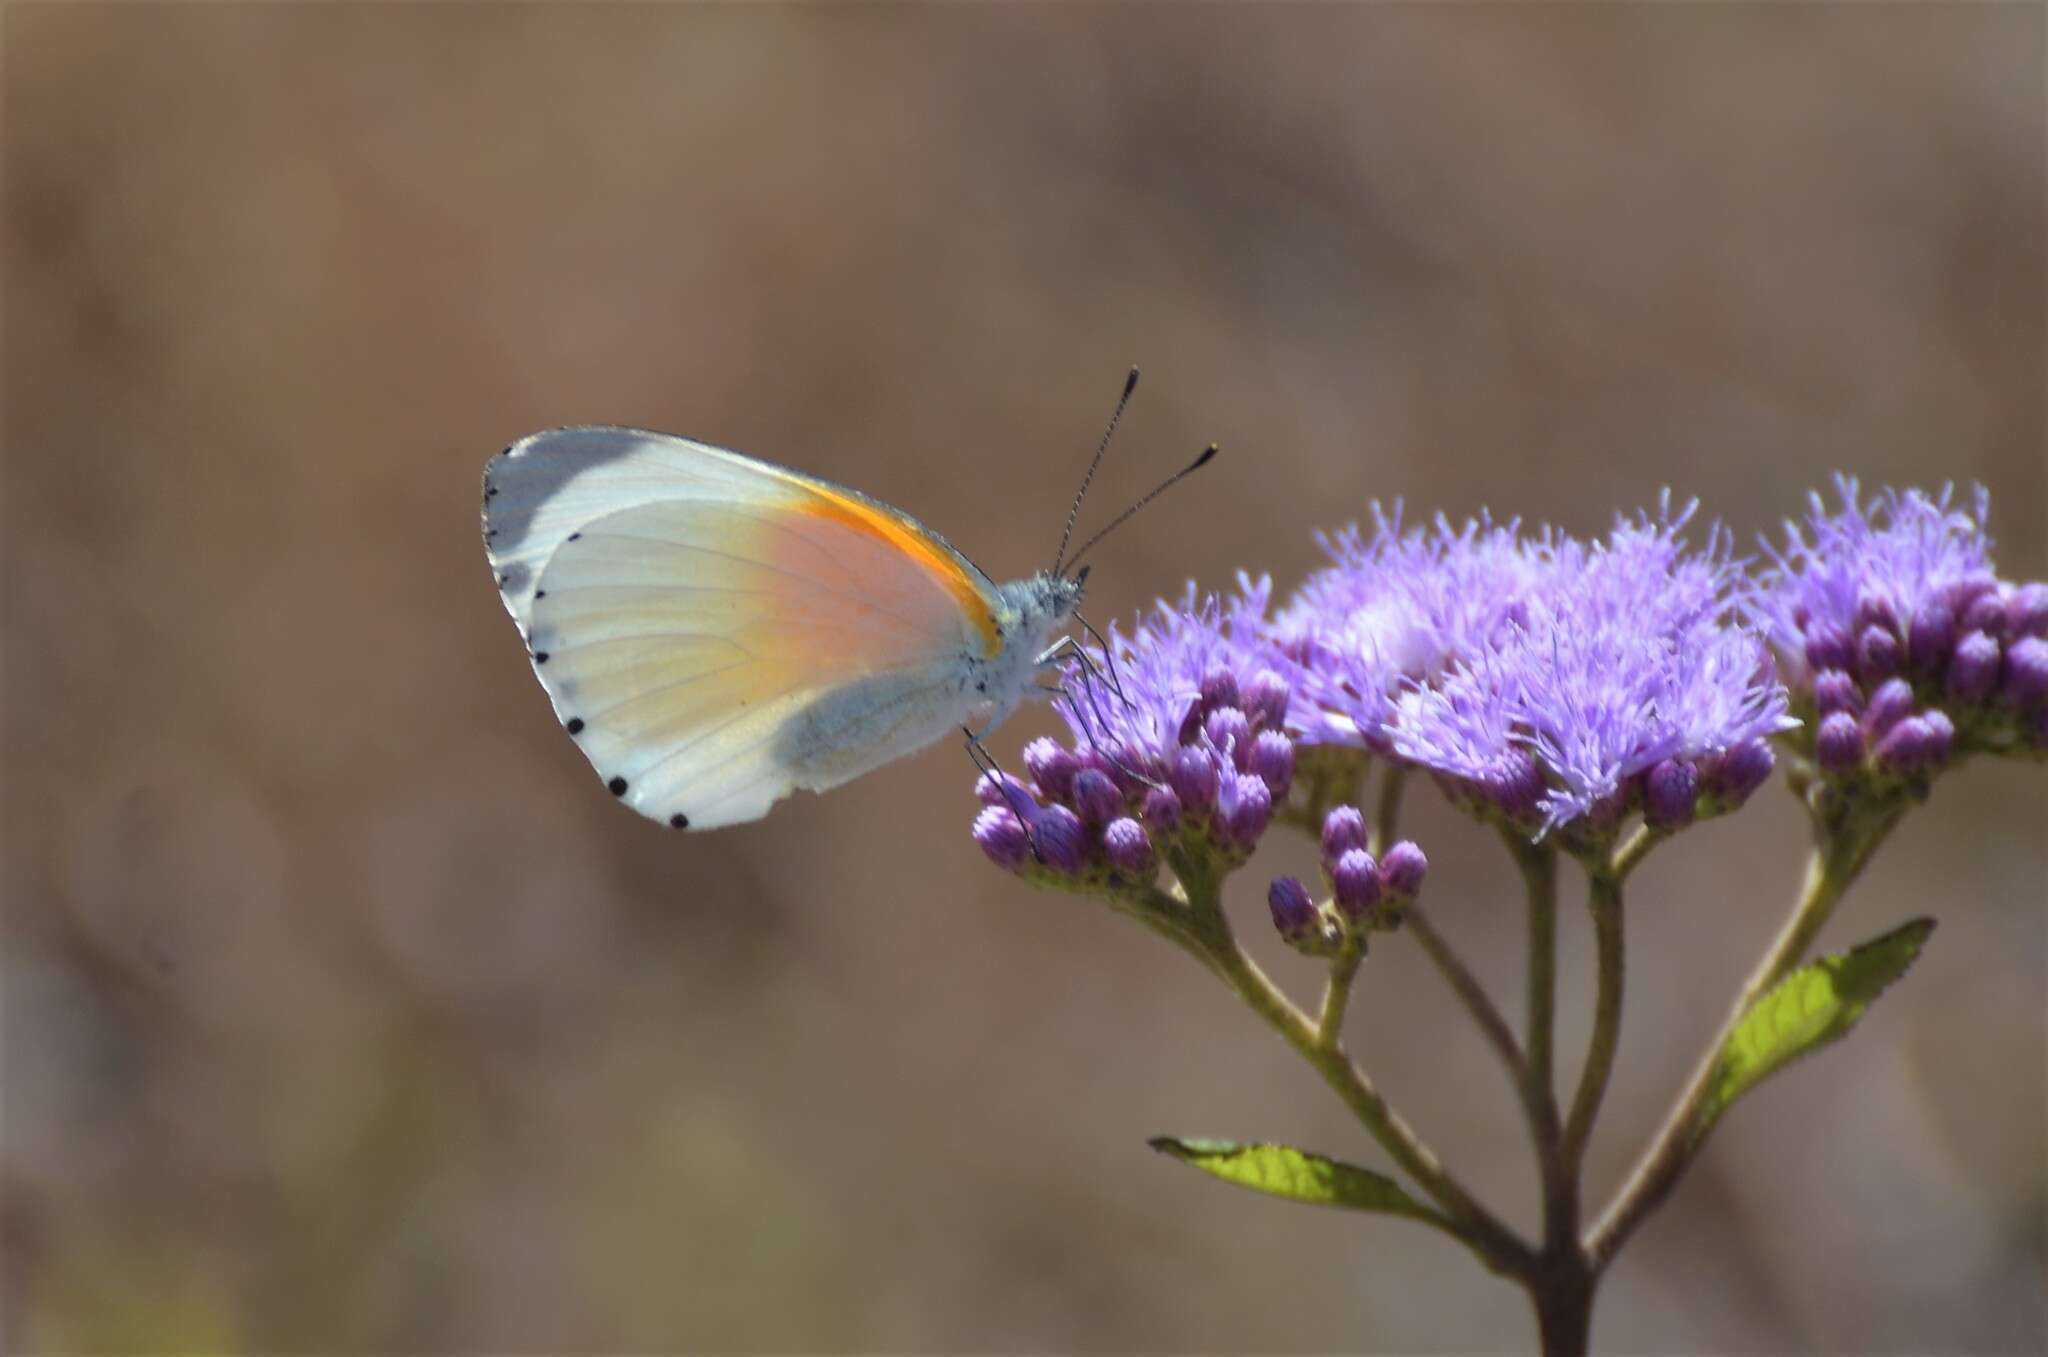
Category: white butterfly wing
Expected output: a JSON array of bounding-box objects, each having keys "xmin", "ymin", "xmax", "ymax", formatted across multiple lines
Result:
[{"xmin": 483, "ymin": 428, "xmax": 1006, "ymax": 829}]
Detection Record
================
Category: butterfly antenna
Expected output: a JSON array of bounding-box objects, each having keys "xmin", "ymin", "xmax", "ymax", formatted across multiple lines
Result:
[
  {"xmin": 1052, "ymin": 366, "xmax": 1141, "ymax": 577},
  {"xmin": 1064, "ymin": 442, "xmax": 1219, "ymax": 573}
]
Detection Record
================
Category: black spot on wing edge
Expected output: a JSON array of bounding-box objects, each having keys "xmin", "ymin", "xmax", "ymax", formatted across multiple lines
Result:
[
  {"xmin": 608, "ymin": 776, "xmax": 628, "ymax": 796},
  {"xmin": 566, "ymin": 717, "xmax": 585, "ymax": 735},
  {"xmin": 669, "ymin": 813, "xmax": 690, "ymax": 829}
]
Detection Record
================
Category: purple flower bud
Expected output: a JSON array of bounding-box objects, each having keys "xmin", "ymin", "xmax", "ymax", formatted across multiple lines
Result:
[
  {"xmin": 2004, "ymin": 637, "xmax": 2048, "ymax": 707},
  {"xmin": 1110, "ymin": 744, "xmax": 1162, "ymax": 795},
  {"xmin": 1022, "ymin": 737, "xmax": 1078, "ymax": 801},
  {"xmin": 1102, "ymin": 818, "xmax": 1156, "ymax": 877},
  {"xmin": 973, "ymin": 806, "xmax": 1031, "ymax": 870},
  {"xmin": 1320, "ymin": 805, "xmax": 1368, "ymax": 867},
  {"xmin": 1069, "ymin": 768, "xmax": 1123, "ymax": 825},
  {"xmin": 1378, "ymin": 841, "xmax": 1429, "ymax": 901},
  {"xmin": 1174, "ymin": 697, "xmax": 1206, "ymax": 748},
  {"xmin": 1858, "ymin": 624, "xmax": 1901, "ymax": 678},
  {"xmin": 1204, "ymin": 707, "xmax": 1253, "ymax": 769},
  {"xmin": 1170, "ymin": 746, "xmax": 1220, "ymax": 814},
  {"xmin": 1644, "ymin": 758, "xmax": 1700, "ymax": 829},
  {"xmin": 1071, "ymin": 742, "xmax": 1138, "ymax": 795},
  {"xmin": 1712, "ymin": 738, "xmax": 1775, "ymax": 802},
  {"xmin": 1332, "ymin": 849, "xmax": 1380, "ymax": 919},
  {"xmin": 1489, "ymin": 749, "xmax": 1546, "ymax": 822},
  {"xmin": 1266, "ymin": 876, "xmax": 1319, "ymax": 944},
  {"xmin": 1222, "ymin": 772, "xmax": 1273, "ymax": 847},
  {"xmin": 1853, "ymin": 591, "xmax": 1899, "ymax": 637},
  {"xmin": 1945, "ymin": 631, "xmax": 2001, "ymax": 704},
  {"xmin": 1199, "ymin": 667, "xmax": 1240, "ymax": 715},
  {"xmin": 1863, "ymin": 676, "xmax": 1915, "ymax": 737},
  {"xmin": 1816, "ymin": 711, "xmax": 1865, "ymax": 771},
  {"xmin": 1959, "ymin": 590, "xmax": 2009, "ymax": 641},
  {"xmin": 1908, "ymin": 599, "xmax": 1955, "ymax": 672},
  {"xmin": 1248, "ymin": 730, "xmax": 1294, "ymax": 798},
  {"xmin": 1873, "ymin": 716, "xmax": 1938, "ymax": 776},
  {"xmin": 1802, "ymin": 622, "xmax": 1852, "ymax": 673},
  {"xmin": 1243, "ymin": 669, "xmax": 1292, "ymax": 731},
  {"xmin": 1919, "ymin": 708, "xmax": 1955, "ymax": 765},
  {"xmin": 2010, "ymin": 583, "xmax": 2048, "ymax": 639},
  {"xmin": 1141, "ymin": 785, "xmax": 1182, "ymax": 834},
  {"xmin": 1944, "ymin": 571, "xmax": 1999, "ymax": 616},
  {"xmin": 1030, "ymin": 805, "xmax": 1089, "ymax": 875},
  {"xmin": 975, "ymin": 770, "xmax": 1036, "ymax": 810},
  {"xmin": 1812, "ymin": 669, "xmax": 1861, "ymax": 715}
]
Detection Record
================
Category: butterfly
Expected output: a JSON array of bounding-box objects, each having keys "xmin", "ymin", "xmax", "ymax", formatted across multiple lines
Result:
[{"xmin": 482, "ymin": 371, "xmax": 1212, "ymax": 831}]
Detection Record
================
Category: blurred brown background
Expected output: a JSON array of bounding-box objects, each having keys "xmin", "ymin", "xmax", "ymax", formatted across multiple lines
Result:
[{"xmin": 4, "ymin": 4, "xmax": 2043, "ymax": 1352}]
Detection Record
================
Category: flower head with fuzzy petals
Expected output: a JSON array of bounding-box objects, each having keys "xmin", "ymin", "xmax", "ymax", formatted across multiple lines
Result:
[
  {"xmin": 1753, "ymin": 476, "xmax": 2048, "ymax": 778},
  {"xmin": 971, "ymin": 577, "xmax": 1298, "ymax": 883},
  {"xmin": 1385, "ymin": 498, "xmax": 1794, "ymax": 838},
  {"xmin": 1274, "ymin": 505, "xmax": 1546, "ymax": 751},
  {"xmin": 1055, "ymin": 576, "xmax": 1276, "ymax": 778},
  {"xmin": 1754, "ymin": 476, "xmax": 1997, "ymax": 689}
]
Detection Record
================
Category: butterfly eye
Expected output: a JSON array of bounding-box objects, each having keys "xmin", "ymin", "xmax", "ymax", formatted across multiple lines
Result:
[{"xmin": 1074, "ymin": 564, "xmax": 1092, "ymax": 588}]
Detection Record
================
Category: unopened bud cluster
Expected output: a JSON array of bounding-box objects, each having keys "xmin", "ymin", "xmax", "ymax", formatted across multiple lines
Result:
[
  {"xmin": 1433, "ymin": 737, "xmax": 1776, "ymax": 850},
  {"xmin": 1791, "ymin": 577, "xmax": 2048, "ymax": 786},
  {"xmin": 1266, "ymin": 806, "xmax": 1429, "ymax": 955},
  {"xmin": 972, "ymin": 666, "xmax": 1300, "ymax": 890}
]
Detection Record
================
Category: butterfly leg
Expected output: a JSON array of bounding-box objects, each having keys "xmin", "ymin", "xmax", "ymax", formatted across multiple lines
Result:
[
  {"xmin": 1071, "ymin": 612, "xmax": 1135, "ymax": 711},
  {"xmin": 1036, "ymin": 671, "xmax": 1165, "ymax": 793},
  {"xmin": 1036, "ymin": 631, "xmax": 1132, "ymax": 709},
  {"xmin": 961, "ymin": 726, "xmax": 1044, "ymax": 858}
]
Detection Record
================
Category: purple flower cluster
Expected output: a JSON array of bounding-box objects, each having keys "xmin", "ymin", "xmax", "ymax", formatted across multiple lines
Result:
[
  {"xmin": 1755, "ymin": 477, "xmax": 2048, "ymax": 778},
  {"xmin": 1271, "ymin": 506, "xmax": 1545, "ymax": 752},
  {"xmin": 972, "ymin": 585, "xmax": 1300, "ymax": 884},
  {"xmin": 1266, "ymin": 808, "xmax": 1431, "ymax": 954},
  {"xmin": 1286, "ymin": 498, "xmax": 1792, "ymax": 838},
  {"xmin": 972, "ymin": 477, "xmax": 2041, "ymax": 893}
]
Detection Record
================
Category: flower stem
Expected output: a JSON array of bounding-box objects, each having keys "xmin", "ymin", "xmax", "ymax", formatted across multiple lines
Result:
[
  {"xmin": 1511, "ymin": 835, "xmax": 1564, "ymax": 1161},
  {"xmin": 1370, "ymin": 765, "xmax": 1409, "ymax": 856},
  {"xmin": 1155, "ymin": 874, "xmax": 1537, "ymax": 1278},
  {"xmin": 1404, "ymin": 906, "xmax": 1532, "ymax": 1104},
  {"xmin": 1315, "ymin": 944, "xmax": 1363, "ymax": 1049},
  {"xmin": 1529, "ymin": 1257, "xmax": 1597, "ymax": 1357},
  {"xmin": 1607, "ymin": 823, "xmax": 1663, "ymax": 881},
  {"xmin": 1560, "ymin": 870, "xmax": 1624, "ymax": 1172},
  {"xmin": 1586, "ymin": 798, "xmax": 1906, "ymax": 1267}
]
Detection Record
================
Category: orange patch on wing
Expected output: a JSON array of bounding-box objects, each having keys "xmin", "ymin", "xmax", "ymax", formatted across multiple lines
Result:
[{"xmin": 798, "ymin": 485, "xmax": 1000, "ymax": 654}]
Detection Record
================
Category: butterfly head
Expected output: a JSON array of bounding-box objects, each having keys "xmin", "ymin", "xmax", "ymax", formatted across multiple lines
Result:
[{"xmin": 1009, "ymin": 568, "xmax": 1086, "ymax": 633}]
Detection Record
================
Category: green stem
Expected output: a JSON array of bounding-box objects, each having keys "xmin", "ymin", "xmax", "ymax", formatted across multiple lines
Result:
[
  {"xmin": 1404, "ymin": 905, "xmax": 1531, "ymax": 1099},
  {"xmin": 1585, "ymin": 799, "xmax": 1906, "ymax": 1268},
  {"xmin": 1560, "ymin": 870, "xmax": 1624, "ymax": 1173},
  {"xmin": 1316, "ymin": 945, "xmax": 1363, "ymax": 1050},
  {"xmin": 1157, "ymin": 876, "xmax": 1537, "ymax": 1279},
  {"xmin": 1512, "ymin": 835, "xmax": 1563, "ymax": 1155},
  {"xmin": 1607, "ymin": 823, "xmax": 1663, "ymax": 881},
  {"xmin": 1528, "ymin": 1258, "xmax": 1597, "ymax": 1357},
  {"xmin": 1370, "ymin": 765, "xmax": 1409, "ymax": 857},
  {"xmin": 1506, "ymin": 831, "xmax": 1574, "ymax": 1265}
]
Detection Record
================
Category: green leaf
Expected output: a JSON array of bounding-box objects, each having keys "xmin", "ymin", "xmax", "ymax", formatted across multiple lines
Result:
[
  {"xmin": 1700, "ymin": 917, "xmax": 1936, "ymax": 1137},
  {"xmin": 1147, "ymin": 1138, "xmax": 1438, "ymax": 1223}
]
